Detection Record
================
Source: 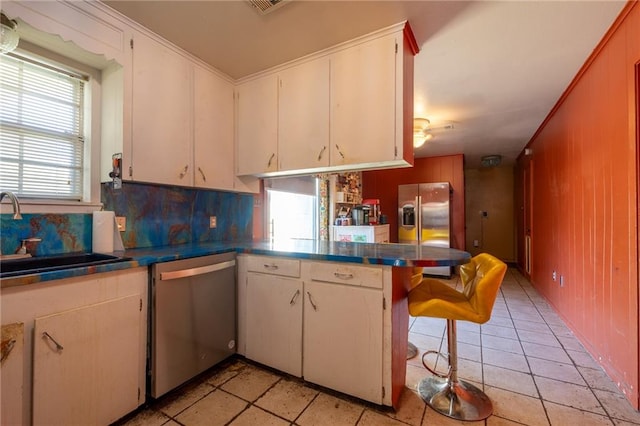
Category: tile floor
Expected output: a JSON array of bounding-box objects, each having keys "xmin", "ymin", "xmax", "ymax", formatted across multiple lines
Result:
[{"xmin": 117, "ymin": 268, "xmax": 640, "ymax": 426}]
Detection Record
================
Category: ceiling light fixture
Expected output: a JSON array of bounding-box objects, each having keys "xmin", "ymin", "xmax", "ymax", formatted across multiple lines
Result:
[
  {"xmin": 481, "ymin": 155, "xmax": 502, "ymax": 168},
  {"xmin": 0, "ymin": 12, "xmax": 19, "ymax": 54},
  {"xmin": 413, "ymin": 118, "xmax": 433, "ymax": 148}
]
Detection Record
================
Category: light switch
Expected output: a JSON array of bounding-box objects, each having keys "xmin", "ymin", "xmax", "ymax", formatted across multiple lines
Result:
[
  {"xmin": 116, "ymin": 216, "xmax": 126, "ymax": 232},
  {"xmin": 210, "ymin": 216, "xmax": 217, "ymax": 228}
]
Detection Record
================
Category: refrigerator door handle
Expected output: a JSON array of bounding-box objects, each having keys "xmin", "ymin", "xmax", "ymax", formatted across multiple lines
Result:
[{"xmin": 416, "ymin": 195, "xmax": 421, "ymax": 243}]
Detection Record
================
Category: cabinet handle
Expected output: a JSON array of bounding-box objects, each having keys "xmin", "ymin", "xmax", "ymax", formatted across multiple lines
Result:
[
  {"xmin": 307, "ymin": 291, "xmax": 318, "ymax": 311},
  {"xmin": 335, "ymin": 144, "xmax": 345, "ymax": 159},
  {"xmin": 289, "ymin": 289, "xmax": 300, "ymax": 306},
  {"xmin": 334, "ymin": 272, "xmax": 354, "ymax": 280},
  {"xmin": 267, "ymin": 153, "xmax": 276, "ymax": 167},
  {"xmin": 263, "ymin": 264, "xmax": 279, "ymax": 270},
  {"xmin": 42, "ymin": 332, "xmax": 64, "ymax": 352},
  {"xmin": 197, "ymin": 167, "xmax": 207, "ymax": 182},
  {"xmin": 317, "ymin": 146, "xmax": 327, "ymax": 161},
  {"xmin": 179, "ymin": 164, "xmax": 189, "ymax": 179}
]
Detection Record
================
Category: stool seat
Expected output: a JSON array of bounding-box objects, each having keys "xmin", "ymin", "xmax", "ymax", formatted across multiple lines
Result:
[{"xmin": 408, "ymin": 253, "xmax": 506, "ymax": 421}]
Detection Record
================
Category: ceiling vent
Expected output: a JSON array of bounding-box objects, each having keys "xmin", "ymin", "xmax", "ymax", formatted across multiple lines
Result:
[{"xmin": 247, "ymin": 0, "xmax": 290, "ymax": 15}]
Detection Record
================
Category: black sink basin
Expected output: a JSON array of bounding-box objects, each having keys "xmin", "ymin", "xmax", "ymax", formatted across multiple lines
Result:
[{"xmin": 0, "ymin": 253, "xmax": 132, "ymax": 278}]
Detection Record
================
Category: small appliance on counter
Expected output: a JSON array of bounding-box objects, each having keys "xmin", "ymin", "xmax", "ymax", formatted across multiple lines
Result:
[
  {"xmin": 362, "ymin": 199, "xmax": 380, "ymax": 224},
  {"xmin": 351, "ymin": 205, "xmax": 370, "ymax": 226}
]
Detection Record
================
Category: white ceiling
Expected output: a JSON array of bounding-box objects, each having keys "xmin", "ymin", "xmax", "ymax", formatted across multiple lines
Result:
[{"xmin": 103, "ymin": 0, "xmax": 626, "ymax": 169}]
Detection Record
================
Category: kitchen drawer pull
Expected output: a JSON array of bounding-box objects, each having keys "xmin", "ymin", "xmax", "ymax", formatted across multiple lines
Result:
[
  {"xmin": 160, "ymin": 260, "xmax": 236, "ymax": 281},
  {"xmin": 179, "ymin": 164, "xmax": 189, "ymax": 179},
  {"xmin": 289, "ymin": 289, "xmax": 300, "ymax": 305},
  {"xmin": 317, "ymin": 146, "xmax": 326, "ymax": 161},
  {"xmin": 335, "ymin": 144, "xmax": 345, "ymax": 159},
  {"xmin": 42, "ymin": 332, "xmax": 63, "ymax": 352},
  {"xmin": 334, "ymin": 272, "xmax": 354, "ymax": 280},
  {"xmin": 198, "ymin": 167, "xmax": 207, "ymax": 182},
  {"xmin": 267, "ymin": 153, "xmax": 276, "ymax": 167},
  {"xmin": 307, "ymin": 291, "xmax": 318, "ymax": 311},
  {"xmin": 263, "ymin": 264, "xmax": 279, "ymax": 270}
]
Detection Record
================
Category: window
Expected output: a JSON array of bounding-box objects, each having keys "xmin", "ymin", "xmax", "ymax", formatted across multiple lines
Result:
[
  {"xmin": 265, "ymin": 176, "xmax": 319, "ymax": 241},
  {"xmin": 0, "ymin": 53, "xmax": 86, "ymax": 200}
]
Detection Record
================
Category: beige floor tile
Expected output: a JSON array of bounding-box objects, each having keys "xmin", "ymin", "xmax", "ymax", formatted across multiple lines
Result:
[
  {"xmin": 175, "ymin": 389, "xmax": 247, "ymax": 426},
  {"xmin": 220, "ymin": 364, "xmax": 280, "ymax": 402},
  {"xmin": 481, "ymin": 334, "xmax": 524, "ymax": 355},
  {"xmin": 457, "ymin": 358, "xmax": 483, "ymax": 384},
  {"xmin": 357, "ymin": 410, "xmax": 408, "ymax": 425},
  {"xmin": 458, "ymin": 341, "xmax": 482, "ymax": 362},
  {"xmin": 568, "ymin": 349, "xmax": 602, "ymax": 369},
  {"xmin": 535, "ymin": 376, "xmax": 605, "ymax": 415},
  {"xmin": 544, "ymin": 401, "xmax": 613, "ymax": 425},
  {"xmin": 513, "ymin": 319, "xmax": 553, "ymax": 334},
  {"xmin": 482, "ymin": 347, "xmax": 530, "ymax": 373},
  {"xmin": 406, "ymin": 363, "xmax": 429, "ymax": 392},
  {"xmin": 578, "ymin": 367, "xmax": 621, "ymax": 394},
  {"xmin": 157, "ymin": 382, "xmax": 215, "ymax": 417},
  {"xmin": 254, "ymin": 378, "xmax": 318, "ymax": 421},
  {"xmin": 296, "ymin": 393, "xmax": 364, "ymax": 426},
  {"xmin": 557, "ymin": 335, "xmax": 587, "ymax": 352},
  {"xmin": 384, "ymin": 387, "xmax": 425, "ymax": 426},
  {"xmin": 422, "ymin": 408, "xmax": 481, "ymax": 425},
  {"xmin": 548, "ymin": 323, "xmax": 575, "ymax": 338},
  {"xmin": 119, "ymin": 408, "xmax": 172, "ymax": 426},
  {"xmin": 410, "ymin": 317, "xmax": 446, "ymax": 337},
  {"xmin": 522, "ymin": 341, "xmax": 572, "ymax": 364},
  {"xmin": 205, "ymin": 359, "xmax": 246, "ymax": 387},
  {"xmin": 483, "ymin": 364, "xmax": 538, "ymax": 397},
  {"xmin": 592, "ymin": 389, "xmax": 640, "ymax": 424},
  {"xmin": 457, "ymin": 329, "xmax": 481, "ymax": 346},
  {"xmin": 511, "ymin": 311, "xmax": 545, "ymax": 324},
  {"xmin": 486, "ymin": 416, "xmax": 529, "ymax": 425},
  {"xmin": 228, "ymin": 405, "xmax": 289, "ymax": 426},
  {"xmin": 485, "ymin": 315, "xmax": 515, "ymax": 329},
  {"xmin": 481, "ymin": 324, "xmax": 518, "ymax": 340},
  {"xmin": 485, "ymin": 386, "xmax": 548, "ymax": 426},
  {"xmin": 529, "ymin": 358, "xmax": 585, "ymax": 386},
  {"xmin": 517, "ymin": 329, "xmax": 561, "ymax": 347}
]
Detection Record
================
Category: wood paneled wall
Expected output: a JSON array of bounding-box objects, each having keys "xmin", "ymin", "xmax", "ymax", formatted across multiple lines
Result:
[
  {"xmin": 361, "ymin": 155, "xmax": 465, "ymax": 249},
  {"xmin": 515, "ymin": 2, "xmax": 639, "ymax": 408}
]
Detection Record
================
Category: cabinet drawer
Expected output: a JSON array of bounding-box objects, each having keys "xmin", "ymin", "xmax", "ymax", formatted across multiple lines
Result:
[
  {"xmin": 247, "ymin": 256, "xmax": 300, "ymax": 278},
  {"xmin": 309, "ymin": 262, "xmax": 382, "ymax": 289}
]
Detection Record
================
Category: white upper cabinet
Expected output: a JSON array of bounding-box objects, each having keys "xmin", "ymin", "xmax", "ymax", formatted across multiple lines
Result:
[
  {"xmin": 278, "ymin": 57, "xmax": 330, "ymax": 171},
  {"xmin": 330, "ymin": 33, "xmax": 398, "ymax": 168},
  {"xmin": 131, "ymin": 30, "xmax": 193, "ymax": 186},
  {"xmin": 236, "ymin": 74, "xmax": 279, "ymax": 176},
  {"xmin": 193, "ymin": 64, "xmax": 235, "ymax": 191},
  {"xmin": 235, "ymin": 22, "xmax": 416, "ymax": 178}
]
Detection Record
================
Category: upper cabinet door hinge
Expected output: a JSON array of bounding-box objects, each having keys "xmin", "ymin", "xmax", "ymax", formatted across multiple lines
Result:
[
  {"xmin": 383, "ymin": 297, "xmax": 386, "ymax": 310},
  {"xmin": 128, "ymin": 166, "xmax": 133, "ymax": 177},
  {"xmin": 139, "ymin": 299, "xmax": 143, "ymax": 311},
  {"xmin": 395, "ymin": 42, "xmax": 398, "ymax": 54},
  {"xmin": 394, "ymin": 146, "xmax": 398, "ymax": 158},
  {"xmin": 130, "ymin": 38, "xmax": 134, "ymax": 49}
]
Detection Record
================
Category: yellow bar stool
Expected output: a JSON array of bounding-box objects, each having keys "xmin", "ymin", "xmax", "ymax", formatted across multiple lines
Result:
[
  {"xmin": 408, "ymin": 253, "xmax": 507, "ymax": 421},
  {"xmin": 407, "ymin": 266, "xmax": 424, "ymax": 359}
]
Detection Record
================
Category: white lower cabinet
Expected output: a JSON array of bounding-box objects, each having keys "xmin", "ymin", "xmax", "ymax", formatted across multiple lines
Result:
[
  {"xmin": 239, "ymin": 254, "xmax": 389, "ymax": 405},
  {"xmin": 0, "ymin": 267, "xmax": 148, "ymax": 425},
  {"xmin": 246, "ymin": 273, "xmax": 303, "ymax": 377},
  {"xmin": 33, "ymin": 295, "xmax": 141, "ymax": 425},
  {"xmin": 303, "ymin": 280, "xmax": 383, "ymax": 403}
]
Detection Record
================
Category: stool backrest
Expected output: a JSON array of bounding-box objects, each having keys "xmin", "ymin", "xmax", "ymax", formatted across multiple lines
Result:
[{"xmin": 459, "ymin": 253, "xmax": 507, "ymax": 324}]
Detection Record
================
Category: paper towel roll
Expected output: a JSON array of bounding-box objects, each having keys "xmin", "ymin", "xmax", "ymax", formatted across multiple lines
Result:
[{"xmin": 93, "ymin": 211, "xmax": 115, "ymax": 253}]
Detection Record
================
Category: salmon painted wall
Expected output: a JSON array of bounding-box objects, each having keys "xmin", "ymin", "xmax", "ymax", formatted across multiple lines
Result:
[
  {"xmin": 361, "ymin": 155, "xmax": 465, "ymax": 249},
  {"xmin": 516, "ymin": 2, "xmax": 639, "ymax": 407}
]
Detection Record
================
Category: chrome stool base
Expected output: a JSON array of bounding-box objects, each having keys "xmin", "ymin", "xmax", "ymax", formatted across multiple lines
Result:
[
  {"xmin": 407, "ymin": 342, "xmax": 418, "ymax": 359},
  {"xmin": 417, "ymin": 376, "xmax": 493, "ymax": 421}
]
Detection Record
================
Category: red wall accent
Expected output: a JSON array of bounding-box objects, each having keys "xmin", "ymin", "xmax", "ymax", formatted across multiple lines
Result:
[
  {"xmin": 515, "ymin": 2, "xmax": 639, "ymax": 408},
  {"xmin": 362, "ymin": 155, "xmax": 465, "ymax": 249}
]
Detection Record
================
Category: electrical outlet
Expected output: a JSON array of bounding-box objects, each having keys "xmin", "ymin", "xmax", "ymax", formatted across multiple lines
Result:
[
  {"xmin": 473, "ymin": 239, "xmax": 479, "ymax": 247},
  {"xmin": 209, "ymin": 216, "xmax": 217, "ymax": 228},
  {"xmin": 115, "ymin": 216, "xmax": 126, "ymax": 232},
  {"xmin": 552, "ymin": 270, "xmax": 557, "ymax": 281}
]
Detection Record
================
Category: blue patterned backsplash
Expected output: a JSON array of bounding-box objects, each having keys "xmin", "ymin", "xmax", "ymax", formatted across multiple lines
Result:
[
  {"xmin": 0, "ymin": 183, "xmax": 254, "ymax": 255},
  {"xmin": 101, "ymin": 182, "xmax": 254, "ymax": 249}
]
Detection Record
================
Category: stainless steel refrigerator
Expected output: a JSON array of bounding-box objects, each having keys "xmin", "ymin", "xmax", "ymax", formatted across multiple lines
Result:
[{"xmin": 398, "ymin": 182, "xmax": 452, "ymax": 277}]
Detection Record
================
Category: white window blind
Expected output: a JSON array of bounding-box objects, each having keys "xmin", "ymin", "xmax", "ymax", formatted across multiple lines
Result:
[{"xmin": 0, "ymin": 53, "xmax": 85, "ymax": 200}]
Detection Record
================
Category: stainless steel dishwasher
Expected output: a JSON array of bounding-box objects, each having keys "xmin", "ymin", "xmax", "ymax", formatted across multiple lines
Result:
[{"xmin": 151, "ymin": 252, "xmax": 236, "ymax": 398}]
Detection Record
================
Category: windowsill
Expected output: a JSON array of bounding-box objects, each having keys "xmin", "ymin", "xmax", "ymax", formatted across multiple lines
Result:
[{"xmin": 0, "ymin": 199, "xmax": 103, "ymax": 215}]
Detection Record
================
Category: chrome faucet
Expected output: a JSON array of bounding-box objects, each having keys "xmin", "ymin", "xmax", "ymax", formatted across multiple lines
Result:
[{"xmin": 0, "ymin": 191, "xmax": 22, "ymax": 219}]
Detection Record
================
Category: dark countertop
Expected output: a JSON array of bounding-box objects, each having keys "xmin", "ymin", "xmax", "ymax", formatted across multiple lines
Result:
[{"xmin": 1, "ymin": 240, "xmax": 471, "ymax": 288}]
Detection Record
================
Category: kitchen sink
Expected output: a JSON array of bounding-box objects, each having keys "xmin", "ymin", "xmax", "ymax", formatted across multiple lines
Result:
[{"xmin": 0, "ymin": 252, "xmax": 132, "ymax": 278}]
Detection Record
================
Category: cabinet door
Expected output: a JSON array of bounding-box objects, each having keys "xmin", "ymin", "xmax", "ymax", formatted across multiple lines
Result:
[
  {"xmin": 278, "ymin": 58, "xmax": 330, "ymax": 171},
  {"xmin": 33, "ymin": 295, "xmax": 141, "ymax": 425},
  {"xmin": 194, "ymin": 64, "xmax": 235, "ymax": 190},
  {"xmin": 1, "ymin": 323, "xmax": 24, "ymax": 426},
  {"xmin": 303, "ymin": 281, "xmax": 383, "ymax": 403},
  {"xmin": 330, "ymin": 34, "xmax": 398, "ymax": 167},
  {"xmin": 131, "ymin": 31, "xmax": 193, "ymax": 186},
  {"xmin": 246, "ymin": 273, "xmax": 303, "ymax": 377},
  {"xmin": 236, "ymin": 74, "xmax": 278, "ymax": 176}
]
